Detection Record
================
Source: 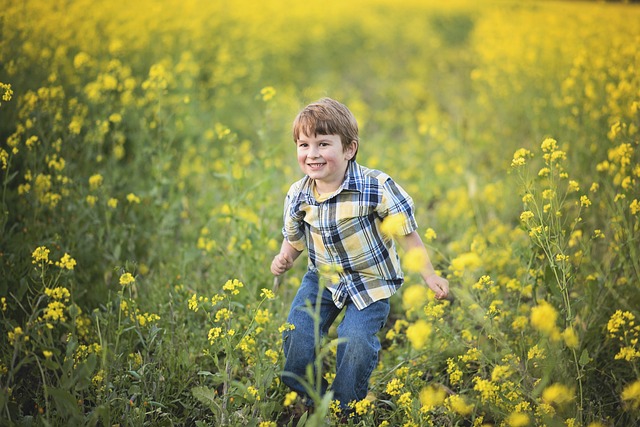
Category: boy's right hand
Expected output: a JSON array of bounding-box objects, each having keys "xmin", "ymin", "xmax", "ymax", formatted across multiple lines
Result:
[{"xmin": 271, "ymin": 252, "xmax": 293, "ymax": 276}]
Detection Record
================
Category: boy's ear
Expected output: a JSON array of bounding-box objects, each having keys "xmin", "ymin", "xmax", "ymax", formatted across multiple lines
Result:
[{"xmin": 345, "ymin": 140, "xmax": 358, "ymax": 160}]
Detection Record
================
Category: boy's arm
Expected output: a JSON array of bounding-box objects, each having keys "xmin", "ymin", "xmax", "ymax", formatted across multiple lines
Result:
[
  {"xmin": 397, "ymin": 231, "xmax": 449, "ymax": 300},
  {"xmin": 271, "ymin": 239, "xmax": 302, "ymax": 276}
]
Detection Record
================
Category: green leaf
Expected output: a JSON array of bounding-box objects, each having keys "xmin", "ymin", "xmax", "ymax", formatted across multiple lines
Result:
[
  {"xmin": 579, "ymin": 349, "xmax": 591, "ymax": 366},
  {"xmin": 192, "ymin": 386, "xmax": 216, "ymax": 409},
  {"xmin": 128, "ymin": 370, "xmax": 142, "ymax": 380},
  {"xmin": 48, "ymin": 387, "xmax": 81, "ymax": 419}
]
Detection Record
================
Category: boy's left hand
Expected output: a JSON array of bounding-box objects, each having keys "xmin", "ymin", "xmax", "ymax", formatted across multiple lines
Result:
[{"xmin": 425, "ymin": 274, "xmax": 449, "ymax": 300}]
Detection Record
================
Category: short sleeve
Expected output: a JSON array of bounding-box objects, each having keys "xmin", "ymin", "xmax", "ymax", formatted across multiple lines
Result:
[
  {"xmin": 377, "ymin": 177, "xmax": 418, "ymax": 236},
  {"xmin": 282, "ymin": 182, "xmax": 307, "ymax": 252}
]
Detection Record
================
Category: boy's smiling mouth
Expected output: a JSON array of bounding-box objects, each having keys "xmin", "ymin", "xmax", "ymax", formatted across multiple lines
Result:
[{"xmin": 307, "ymin": 162, "xmax": 326, "ymax": 169}]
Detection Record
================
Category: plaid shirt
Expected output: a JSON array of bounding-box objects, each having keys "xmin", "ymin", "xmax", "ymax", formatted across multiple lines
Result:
[{"xmin": 282, "ymin": 161, "xmax": 417, "ymax": 310}]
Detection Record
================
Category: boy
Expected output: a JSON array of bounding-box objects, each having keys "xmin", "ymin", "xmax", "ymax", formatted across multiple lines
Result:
[{"xmin": 271, "ymin": 98, "xmax": 449, "ymax": 413}]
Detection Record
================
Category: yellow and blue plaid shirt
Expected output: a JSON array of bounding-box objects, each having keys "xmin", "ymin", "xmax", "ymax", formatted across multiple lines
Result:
[{"xmin": 282, "ymin": 161, "xmax": 417, "ymax": 310}]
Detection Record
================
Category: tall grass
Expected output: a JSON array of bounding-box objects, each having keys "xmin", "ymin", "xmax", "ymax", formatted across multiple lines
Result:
[{"xmin": 1, "ymin": 0, "xmax": 639, "ymax": 425}]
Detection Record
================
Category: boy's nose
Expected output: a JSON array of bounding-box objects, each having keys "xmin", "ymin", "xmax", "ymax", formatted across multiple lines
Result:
[{"xmin": 308, "ymin": 146, "xmax": 320, "ymax": 158}]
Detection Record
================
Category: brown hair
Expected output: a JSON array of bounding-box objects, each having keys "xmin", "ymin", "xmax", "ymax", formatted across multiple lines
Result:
[{"xmin": 292, "ymin": 98, "xmax": 359, "ymax": 160}]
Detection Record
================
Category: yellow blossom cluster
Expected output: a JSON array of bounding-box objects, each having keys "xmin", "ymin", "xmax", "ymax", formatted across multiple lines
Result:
[{"xmin": 607, "ymin": 310, "xmax": 640, "ymax": 362}]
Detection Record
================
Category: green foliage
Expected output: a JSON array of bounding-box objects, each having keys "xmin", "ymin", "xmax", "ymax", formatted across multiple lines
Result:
[{"xmin": 1, "ymin": 0, "xmax": 640, "ymax": 426}]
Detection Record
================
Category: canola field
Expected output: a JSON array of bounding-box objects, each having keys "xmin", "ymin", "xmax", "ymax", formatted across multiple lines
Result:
[{"xmin": 1, "ymin": 0, "xmax": 639, "ymax": 425}]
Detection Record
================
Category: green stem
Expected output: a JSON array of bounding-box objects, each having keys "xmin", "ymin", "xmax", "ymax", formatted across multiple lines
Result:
[{"xmin": 33, "ymin": 352, "xmax": 50, "ymax": 424}]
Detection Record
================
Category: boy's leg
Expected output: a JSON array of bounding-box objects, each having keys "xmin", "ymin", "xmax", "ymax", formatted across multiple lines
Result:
[
  {"xmin": 282, "ymin": 270, "xmax": 341, "ymax": 401},
  {"xmin": 333, "ymin": 298, "xmax": 390, "ymax": 409}
]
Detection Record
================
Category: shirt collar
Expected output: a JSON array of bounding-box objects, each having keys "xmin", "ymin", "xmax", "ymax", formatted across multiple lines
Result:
[
  {"xmin": 343, "ymin": 160, "xmax": 365, "ymax": 192},
  {"xmin": 299, "ymin": 161, "xmax": 364, "ymax": 204}
]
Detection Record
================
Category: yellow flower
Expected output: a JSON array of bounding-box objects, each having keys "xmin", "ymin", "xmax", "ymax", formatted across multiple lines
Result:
[
  {"xmin": 108, "ymin": 197, "xmax": 118, "ymax": 208},
  {"xmin": 424, "ymin": 301, "xmax": 445, "ymax": 320},
  {"xmin": 450, "ymin": 252, "xmax": 482, "ymax": 276},
  {"xmin": 89, "ymin": 173, "xmax": 103, "ymax": 190},
  {"xmin": 92, "ymin": 369, "xmax": 105, "ymax": 389},
  {"xmin": 129, "ymin": 352, "xmax": 143, "ymax": 368},
  {"xmin": 473, "ymin": 377, "xmax": 499, "ymax": 402},
  {"xmin": 447, "ymin": 358, "xmax": 463, "ymax": 385},
  {"xmin": 265, "ymin": 349, "xmax": 278, "ymax": 364},
  {"xmin": 386, "ymin": 378, "xmax": 404, "ymax": 396},
  {"xmin": 18, "ymin": 183, "xmax": 31, "ymax": 194},
  {"xmin": 214, "ymin": 308, "xmax": 232, "ymax": 322},
  {"xmin": 260, "ymin": 86, "xmax": 276, "ymax": 101},
  {"xmin": 260, "ymin": 288, "xmax": 275, "ymax": 299},
  {"xmin": 43, "ymin": 301, "xmax": 67, "ymax": 322},
  {"xmin": 406, "ymin": 319, "xmax": 432, "ymax": 350},
  {"xmin": 615, "ymin": 347, "xmax": 640, "ymax": 362},
  {"xmin": 32, "ymin": 246, "xmax": 50, "ymax": 264},
  {"xmin": 446, "ymin": 394, "xmax": 474, "ymax": 416},
  {"xmin": 419, "ymin": 385, "xmax": 446, "ymax": 411},
  {"xmin": 562, "ymin": 327, "xmax": 579, "ymax": 349},
  {"xmin": 630, "ymin": 199, "xmax": 640, "ymax": 215},
  {"xmin": 222, "ymin": 279, "xmax": 244, "ymax": 295},
  {"xmin": 537, "ymin": 167, "xmax": 550, "ymax": 177},
  {"xmin": 43, "ymin": 350, "xmax": 53, "ymax": 359},
  {"xmin": 580, "ymin": 195, "xmax": 591, "ymax": 207},
  {"xmin": 352, "ymin": 398, "xmax": 373, "ymax": 415},
  {"xmin": 542, "ymin": 383, "xmax": 574, "ymax": 406},
  {"xmin": 246, "ymin": 386, "xmax": 259, "ymax": 400},
  {"xmin": 278, "ymin": 322, "xmax": 295, "ymax": 333},
  {"xmin": 473, "ymin": 275, "xmax": 493, "ymax": 290},
  {"xmin": 119, "ymin": 272, "xmax": 135, "ymax": 286},
  {"xmin": 55, "ymin": 253, "xmax": 77, "ymax": 270},
  {"xmin": 402, "ymin": 284, "xmax": 428, "ymax": 313},
  {"xmin": 491, "ymin": 364, "xmax": 512, "ymax": 382},
  {"xmin": 380, "ymin": 213, "xmax": 407, "ymax": 237},
  {"xmin": 73, "ymin": 52, "xmax": 91, "ymax": 69},
  {"xmin": 520, "ymin": 211, "xmax": 534, "ymax": 222},
  {"xmin": 403, "ymin": 247, "xmax": 427, "ymax": 274},
  {"xmin": 254, "ymin": 308, "xmax": 270, "ymax": 324},
  {"xmin": 208, "ymin": 327, "xmax": 222, "ymax": 344},
  {"xmin": 0, "ymin": 82, "xmax": 13, "ymax": 105},
  {"xmin": 284, "ymin": 391, "xmax": 298, "ymax": 406},
  {"xmin": 512, "ymin": 315, "xmax": 528, "ymax": 331},
  {"xmin": 530, "ymin": 300, "xmax": 559, "ymax": 337},
  {"xmin": 45, "ymin": 287, "xmax": 71, "ymax": 301},
  {"xmin": 507, "ymin": 411, "xmax": 529, "ymax": 427},
  {"xmin": 86, "ymin": 195, "xmax": 98, "ymax": 207},
  {"xmin": 397, "ymin": 392, "xmax": 412, "ymax": 408},
  {"xmin": 423, "ymin": 228, "xmax": 437, "ymax": 242},
  {"xmin": 621, "ymin": 379, "xmax": 640, "ymax": 410},
  {"xmin": 607, "ymin": 310, "xmax": 634, "ymax": 337},
  {"xmin": 541, "ymin": 138, "xmax": 558, "ymax": 152},
  {"xmin": 511, "ymin": 148, "xmax": 532, "ymax": 167},
  {"xmin": 188, "ymin": 294, "xmax": 199, "ymax": 312},
  {"xmin": 8, "ymin": 326, "xmax": 26, "ymax": 346},
  {"xmin": 126, "ymin": 193, "xmax": 141, "ymax": 204}
]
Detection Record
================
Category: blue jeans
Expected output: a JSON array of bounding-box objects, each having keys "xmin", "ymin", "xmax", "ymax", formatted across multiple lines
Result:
[{"xmin": 282, "ymin": 270, "xmax": 390, "ymax": 409}]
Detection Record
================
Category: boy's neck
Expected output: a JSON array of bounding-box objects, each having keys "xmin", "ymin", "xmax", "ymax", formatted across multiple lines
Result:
[
  {"xmin": 314, "ymin": 179, "xmax": 340, "ymax": 195},
  {"xmin": 313, "ymin": 164, "xmax": 350, "ymax": 194}
]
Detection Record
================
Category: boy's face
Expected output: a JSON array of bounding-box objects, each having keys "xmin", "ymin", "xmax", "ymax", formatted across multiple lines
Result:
[{"xmin": 296, "ymin": 132, "xmax": 356, "ymax": 193}]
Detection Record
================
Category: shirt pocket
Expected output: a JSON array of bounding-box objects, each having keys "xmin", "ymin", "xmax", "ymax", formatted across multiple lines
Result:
[{"xmin": 336, "ymin": 201, "xmax": 377, "ymax": 236}]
